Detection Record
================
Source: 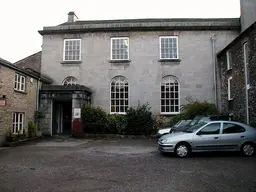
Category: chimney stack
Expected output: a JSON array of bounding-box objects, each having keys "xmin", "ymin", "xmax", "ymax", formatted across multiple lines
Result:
[{"xmin": 67, "ymin": 11, "xmax": 78, "ymax": 23}]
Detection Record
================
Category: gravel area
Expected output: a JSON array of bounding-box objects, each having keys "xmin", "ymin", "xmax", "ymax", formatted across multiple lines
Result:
[{"xmin": 0, "ymin": 138, "xmax": 255, "ymax": 192}]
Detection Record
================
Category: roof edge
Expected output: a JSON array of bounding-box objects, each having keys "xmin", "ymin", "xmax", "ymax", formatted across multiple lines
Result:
[
  {"xmin": 38, "ymin": 18, "xmax": 241, "ymax": 35},
  {"xmin": 0, "ymin": 57, "xmax": 52, "ymax": 84},
  {"xmin": 217, "ymin": 20, "xmax": 256, "ymax": 56}
]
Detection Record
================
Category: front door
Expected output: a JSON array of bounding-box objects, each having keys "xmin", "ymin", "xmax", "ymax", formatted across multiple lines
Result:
[
  {"xmin": 192, "ymin": 122, "xmax": 222, "ymax": 151},
  {"xmin": 62, "ymin": 101, "xmax": 72, "ymax": 135}
]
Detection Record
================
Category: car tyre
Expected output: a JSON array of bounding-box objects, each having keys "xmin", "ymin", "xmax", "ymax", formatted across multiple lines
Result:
[
  {"xmin": 241, "ymin": 142, "xmax": 255, "ymax": 157},
  {"xmin": 175, "ymin": 142, "xmax": 191, "ymax": 158}
]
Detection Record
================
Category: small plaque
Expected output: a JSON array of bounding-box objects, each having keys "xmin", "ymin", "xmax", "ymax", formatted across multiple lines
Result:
[{"xmin": 74, "ymin": 108, "xmax": 81, "ymax": 118}]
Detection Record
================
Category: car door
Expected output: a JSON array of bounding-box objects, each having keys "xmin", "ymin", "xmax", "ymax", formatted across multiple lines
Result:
[
  {"xmin": 192, "ymin": 122, "xmax": 221, "ymax": 151},
  {"xmin": 219, "ymin": 122, "xmax": 247, "ymax": 150}
]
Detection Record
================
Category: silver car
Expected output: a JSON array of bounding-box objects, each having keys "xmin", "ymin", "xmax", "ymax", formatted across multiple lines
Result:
[{"xmin": 158, "ymin": 121, "xmax": 256, "ymax": 158}]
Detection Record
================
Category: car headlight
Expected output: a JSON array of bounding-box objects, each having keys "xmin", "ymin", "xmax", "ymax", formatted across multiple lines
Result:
[{"xmin": 161, "ymin": 139, "xmax": 172, "ymax": 144}]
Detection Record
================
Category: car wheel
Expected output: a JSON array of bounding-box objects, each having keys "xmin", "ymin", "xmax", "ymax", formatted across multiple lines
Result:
[
  {"xmin": 241, "ymin": 143, "xmax": 255, "ymax": 156},
  {"xmin": 175, "ymin": 143, "xmax": 191, "ymax": 158}
]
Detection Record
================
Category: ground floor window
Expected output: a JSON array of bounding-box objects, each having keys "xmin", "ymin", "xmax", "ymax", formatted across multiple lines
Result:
[
  {"xmin": 110, "ymin": 76, "xmax": 129, "ymax": 114},
  {"xmin": 13, "ymin": 112, "xmax": 24, "ymax": 133},
  {"xmin": 160, "ymin": 76, "xmax": 180, "ymax": 114}
]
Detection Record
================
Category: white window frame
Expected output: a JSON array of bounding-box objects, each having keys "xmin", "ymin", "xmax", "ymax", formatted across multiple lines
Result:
[
  {"xmin": 226, "ymin": 50, "xmax": 232, "ymax": 70},
  {"xmin": 228, "ymin": 76, "xmax": 233, "ymax": 101},
  {"xmin": 12, "ymin": 112, "xmax": 24, "ymax": 134},
  {"xmin": 110, "ymin": 37, "xmax": 129, "ymax": 61},
  {"xmin": 243, "ymin": 42, "xmax": 250, "ymax": 90},
  {"xmin": 14, "ymin": 73, "xmax": 26, "ymax": 92},
  {"xmin": 160, "ymin": 76, "xmax": 180, "ymax": 115},
  {"xmin": 62, "ymin": 76, "xmax": 78, "ymax": 85},
  {"xmin": 63, "ymin": 39, "xmax": 81, "ymax": 61},
  {"xmin": 159, "ymin": 36, "xmax": 179, "ymax": 60},
  {"xmin": 110, "ymin": 76, "xmax": 129, "ymax": 114}
]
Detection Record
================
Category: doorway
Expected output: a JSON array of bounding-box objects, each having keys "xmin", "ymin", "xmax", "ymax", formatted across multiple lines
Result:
[{"xmin": 53, "ymin": 100, "xmax": 72, "ymax": 135}]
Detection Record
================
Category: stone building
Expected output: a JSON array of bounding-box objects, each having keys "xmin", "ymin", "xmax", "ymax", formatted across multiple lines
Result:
[
  {"xmin": 35, "ymin": 12, "xmax": 240, "ymax": 136},
  {"xmin": 217, "ymin": 21, "xmax": 256, "ymax": 126},
  {"xmin": 0, "ymin": 58, "xmax": 51, "ymax": 144}
]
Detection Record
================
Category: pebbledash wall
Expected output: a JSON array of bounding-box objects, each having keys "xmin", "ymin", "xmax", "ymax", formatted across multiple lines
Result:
[
  {"xmin": 0, "ymin": 58, "xmax": 51, "ymax": 144},
  {"xmin": 217, "ymin": 22, "xmax": 256, "ymax": 126},
  {"xmin": 39, "ymin": 17, "xmax": 240, "ymax": 115}
]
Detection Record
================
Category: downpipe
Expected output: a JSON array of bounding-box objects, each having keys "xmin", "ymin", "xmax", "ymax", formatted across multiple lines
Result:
[{"xmin": 210, "ymin": 34, "xmax": 217, "ymax": 108}]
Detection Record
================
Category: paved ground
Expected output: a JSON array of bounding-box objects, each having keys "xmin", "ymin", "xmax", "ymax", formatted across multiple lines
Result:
[{"xmin": 0, "ymin": 137, "xmax": 256, "ymax": 192}]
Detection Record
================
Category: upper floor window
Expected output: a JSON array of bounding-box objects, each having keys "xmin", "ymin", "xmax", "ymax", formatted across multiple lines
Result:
[
  {"xmin": 160, "ymin": 76, "xmax": 180, "ymax": 114},
  {"xmin": 243, "ymin": 42, "xmax": 250, "ymax": 89},
  {"xmin": 62, "ymin": 76, "xmax": 78, "ymax": 85},
  {"xmin": 14, "ymin": 73, "xmax": 26, "ymax": 92},
  {"xmin": 159, "ymin": 36, "xmax": 179, "ymax": 59},
  {"xmin": 226, "ymin": 50, "xmax": 232, "ymax": 70},
  {"xmin": 228, "ymin": 76, "xmax": 233, "ymax": 100},
  {"xmin": 110, "ymin": 76, "xmax": 129, "ymax": 114},
  {"xmin": 63, "ymin": 39, "xmax": 81, "ymax": 61},
  {"xmin": 111, "ymin": 37, "xmax": 129, "ymax": 60},
  {"xmin": 13, "ymin": 112, "xmax": 24, "ymax": 134}
]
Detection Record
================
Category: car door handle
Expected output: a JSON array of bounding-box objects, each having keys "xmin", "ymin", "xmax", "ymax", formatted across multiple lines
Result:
[
  {"xmin": 241, "ymin": 136, "xmax": 245, "ymax": 138},
  {"xmin": 214, "ymin": 137, "xmax": 219, "ymax": 139}
]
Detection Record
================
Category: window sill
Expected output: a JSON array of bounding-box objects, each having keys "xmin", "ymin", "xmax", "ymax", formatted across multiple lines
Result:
[
  {"xmin": 110, "ymin": 112, "xmax": 127, "ymax": 115},
  {"xmin": 158, "ymin": 59, "xmax": 181, "ymax": 63},
  {"xmin": 14, "ymin": 89, "xmax": 27, "ymax": 94},
  {"xmin": 108, "ymin": 60, "xmax": 131, "ymax": 64},
  {"xmin": 160, "ymin": 112, "xmax": 180, "ymax": 115},
  {"xmin": 61, "ymin": 61, "xmax": 82, "ymax": 65}
]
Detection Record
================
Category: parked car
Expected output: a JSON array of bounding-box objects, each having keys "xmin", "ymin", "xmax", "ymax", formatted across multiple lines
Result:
[
  {"xmin": 170, "ymin": 115, "xmax": 232, "ymax": 133},
  {"xmin": 156, "ymin": 120, "xmax": 192, "ymax": 138},
  {"xmin": 158, "ymin": 120, "xmax": 256, "ymax": 158}
]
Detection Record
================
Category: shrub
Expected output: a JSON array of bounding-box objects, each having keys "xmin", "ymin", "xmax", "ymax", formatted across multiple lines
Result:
[
  {"xmin": 181, "ymin": 97, "xmax": 219, "ymax": 119},
  {"xmin": 107, "ymin": 114, "xmax": 127, "ymax": 134},
  {"xmin": 125, "ymin": 103, "xmax": 155, "ymax": 135},
  {"xmin": 28, "ymin": 121, "xmax": 36, "ymax": 138},
  {"xmin": 81, "ymin": 104, "xmax": 108, "ymax": 134},
  {"xmin": 153, "ymin": 114, "xmax": 169, "ymax": 129}
]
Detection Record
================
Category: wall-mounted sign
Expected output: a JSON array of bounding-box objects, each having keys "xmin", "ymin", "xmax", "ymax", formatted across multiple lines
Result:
[
  {"xmin": 74, "ymin": 108, "xmax": 81, "ymax": 118},
  {"xmin": 0, "ymin": 99, "xmax": 6, "ymax": 106}
]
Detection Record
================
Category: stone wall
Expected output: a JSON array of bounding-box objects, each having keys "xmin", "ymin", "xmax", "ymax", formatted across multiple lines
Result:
[
  {"xmin": 218, "ymin": 27, "xmax": 256, "ymax": 126},
  {"xmin": 41, "ymin": 30, "xmax": 239, "ymax": 114},
  {"xmin": 0, "ymin": 65, "xmax": 39, "ymax": 144}
]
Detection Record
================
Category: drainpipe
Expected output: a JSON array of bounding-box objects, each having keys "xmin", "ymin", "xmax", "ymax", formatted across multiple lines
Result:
[{"xmin": 210, "ymin": 34, "xmax": 217, "ymax": 108}]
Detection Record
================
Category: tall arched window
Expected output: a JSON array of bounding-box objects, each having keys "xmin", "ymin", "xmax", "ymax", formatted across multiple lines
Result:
[
  {"xmin": 160, "ymin": 76, "xmax": 180, "ymax": 114},
  {"xmin": 62, "ymin": 76, "xmax": 78, "ymax": 85},
  {"xmin": 110, "ymin": 76, "xmax": 129, "ymax": 114}
]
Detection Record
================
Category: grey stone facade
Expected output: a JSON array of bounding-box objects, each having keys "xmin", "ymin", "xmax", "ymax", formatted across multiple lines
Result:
[
  {"xmin": 217, "ymin": 22, "xmax": 256, "ymax": 126},
  {"xmin": 39, "ymin": 17, "xmax": 239, "ymax": 115}
]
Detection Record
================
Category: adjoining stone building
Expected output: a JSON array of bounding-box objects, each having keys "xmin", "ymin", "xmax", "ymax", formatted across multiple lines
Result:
[
  {"xmin": 0, "ymin": 58, "xmax": 51, "ymax": 144},
  {"xmin": 217, "ymin": 21, "xmax": 256, "ymax": 126}
]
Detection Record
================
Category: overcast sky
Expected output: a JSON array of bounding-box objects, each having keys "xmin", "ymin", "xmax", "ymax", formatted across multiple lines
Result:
[{"xmin": 0, "ymin": 0, "xmax": 240, "ymax": 63}]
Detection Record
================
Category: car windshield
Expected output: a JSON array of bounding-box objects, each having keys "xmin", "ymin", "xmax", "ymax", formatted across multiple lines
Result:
[{"xmin": 183, "ymin": 122, "xmax": 207, "ymax": 133}]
